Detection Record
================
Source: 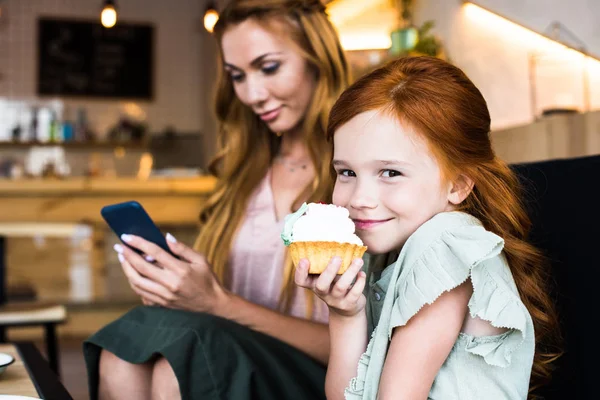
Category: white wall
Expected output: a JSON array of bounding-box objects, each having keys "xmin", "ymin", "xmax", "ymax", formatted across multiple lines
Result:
[
  {"xmin": 413, "ymin": 0, "xmax": 600, "ymax": 130},
  {"xmin": 0, "ymin": 0, "xmax": 218, "ymax": 150},
  {"xmin": 474, "ymin": 0, "xmax": 600, "ymax": 55},
  {"xmin": 5, "ymin": 0, "xmax": 595, "ymax": 146}
]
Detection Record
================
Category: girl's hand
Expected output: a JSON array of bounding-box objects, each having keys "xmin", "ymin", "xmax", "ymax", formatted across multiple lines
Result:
[
  {"xmin": 295, "ymin": 256, "xmax": 366, "ymax": 318},
  {"xmin": 114, "ymin": 233, "xmax": 229, "ymax": 314}
]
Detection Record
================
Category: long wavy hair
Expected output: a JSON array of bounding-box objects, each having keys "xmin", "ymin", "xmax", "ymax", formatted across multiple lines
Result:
[
  {"xmin": 326, "ymin": 56, "xmax": 562, "ymax": 396},
  {"xmin": 194, "ymin": 0, "xmax": 350, "ymax": 314}
]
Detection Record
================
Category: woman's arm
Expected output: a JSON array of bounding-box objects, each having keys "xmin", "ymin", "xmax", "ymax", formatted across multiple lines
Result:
[
  {"xmin": 378, "ymin": 280, "xmax": 472, "ymax": 400},
  {"xmin": 218, "ymin": 292, "xmax": 330, "ymax": 364},
  {"xmin": 116, "ymin": 234, "xmax": 331, "ymax": 363}
]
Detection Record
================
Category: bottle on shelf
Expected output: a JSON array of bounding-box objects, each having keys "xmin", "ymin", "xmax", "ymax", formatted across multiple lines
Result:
[
  {"xmin": 28, "ymin": 106, "xmax": 39, "ymax": 142},
  {"xmin": 75, "ymin": 107, "xmax": 96, "ymax": 142},
  {"xmin": 49, "ymin": 110, "xmax": 62, "ymax": 143},
  {"xmin": 37, "ymin": 107, "xmax": 52, "ymax": 143},
  {"xmin": 62, "ymin": 107, "xmax": 74, "ymax": 142}
]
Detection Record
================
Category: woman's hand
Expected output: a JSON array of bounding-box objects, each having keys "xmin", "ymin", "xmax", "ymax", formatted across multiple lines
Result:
[
  {"xmin": 295, "ymin": 256, "xmax": 366, "ymax": 318},
  {"xmin": 114, "ymin": 233, "xmax": 229, "ymax": 314}
]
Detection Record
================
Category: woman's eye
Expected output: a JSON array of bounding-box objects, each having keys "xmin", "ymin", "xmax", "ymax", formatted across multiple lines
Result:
[
  {"xmin": 262, "ymin": 62, "xmax": 280, "ymax": 75},
  {"xmin": 381, "ymin": 169, "xmax": 402, "ymax": 178},
  {"xmin": 338, "ymin": 169, "xmax": 356, "ymax": 177},
  {"xmin": 230, "ymin": 73, "xmax": 244, "ymax": 82}
]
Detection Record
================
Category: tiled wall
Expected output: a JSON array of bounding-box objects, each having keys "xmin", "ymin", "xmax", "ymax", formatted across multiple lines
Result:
[{"xmin": 0, "ymin": 0, "xmax": 218, "ymax": 157}]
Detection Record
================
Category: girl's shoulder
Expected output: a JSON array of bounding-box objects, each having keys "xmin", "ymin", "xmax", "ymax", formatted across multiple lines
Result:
[
  {"xmin": 397, "ymin": 211, "xmax": 506, "ymax": 273},
  {"xmin": 386, "ymin": 211, "xmax": 533, "ymax": 365}
]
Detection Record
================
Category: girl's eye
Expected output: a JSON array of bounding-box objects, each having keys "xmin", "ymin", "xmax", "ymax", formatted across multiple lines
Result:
[
  {"xmin": 338, "ymin": 169, "xmax": 356, "ymax": 177},
  {"xmin": 262, "ymin": 62, "xmax": 280, "ymax": 75},
  {"xmin": 381, "ymin": 169, "xmax": 402, "ymax": 178}
]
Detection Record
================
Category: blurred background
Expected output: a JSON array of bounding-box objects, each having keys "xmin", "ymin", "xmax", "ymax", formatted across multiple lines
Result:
[{"xmin": 0, "ymin": 0, "xmax": 598, "ymax": 398}]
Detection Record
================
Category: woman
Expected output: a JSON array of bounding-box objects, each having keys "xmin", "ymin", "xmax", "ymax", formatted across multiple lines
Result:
[{"xmin": 83, "ymin": 1, "xmax": 351, "ymax": 399}]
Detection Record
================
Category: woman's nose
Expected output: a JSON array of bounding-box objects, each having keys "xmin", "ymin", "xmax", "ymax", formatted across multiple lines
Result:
[{"xmin": 242, "ymin": 75, "xmax": 269, "ymax": 106}]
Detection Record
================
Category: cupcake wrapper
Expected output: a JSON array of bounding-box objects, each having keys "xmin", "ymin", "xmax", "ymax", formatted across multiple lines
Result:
[{"xmin": 289, "ymin": 241, "xmax": 368, "ymax": 274}]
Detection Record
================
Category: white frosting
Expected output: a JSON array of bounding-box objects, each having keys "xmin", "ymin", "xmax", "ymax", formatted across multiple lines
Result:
[{"xmin": 291, "ymin": 203, "xmax": 363, "ymax": 245}]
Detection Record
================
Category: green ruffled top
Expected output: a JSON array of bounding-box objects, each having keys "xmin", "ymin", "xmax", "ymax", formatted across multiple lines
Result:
[{"xmin": 345, "ymin": 212, "xmax": 535, "ymax": 400}]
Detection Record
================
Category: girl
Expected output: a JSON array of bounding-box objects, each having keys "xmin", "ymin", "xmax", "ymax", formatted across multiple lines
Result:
[
  {"xmin": 85, "ymin": 1, "xmax": 351, "ymax": 399},
  {"xmin": 296, "ymin": 56, "xmax": 561, "ymax": 399}
]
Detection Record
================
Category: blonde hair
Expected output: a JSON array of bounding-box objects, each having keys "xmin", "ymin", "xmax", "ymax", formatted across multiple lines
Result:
[{"xmin": 194, "ymin": 0, "xmax": 350, "ymax": 314}]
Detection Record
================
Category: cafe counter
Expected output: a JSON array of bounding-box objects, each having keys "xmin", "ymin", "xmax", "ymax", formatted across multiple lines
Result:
[
  {"xmin": 0, "ymin": 176, "xmax": 217, "ymax": 307},
  {"xmin": 0, "ymin": 176, "xmax": 217, "ymax": 224}
]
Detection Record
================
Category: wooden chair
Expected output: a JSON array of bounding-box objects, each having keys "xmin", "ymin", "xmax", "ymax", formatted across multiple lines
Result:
[
  {"xmin": 0, "ymin": 300, "xmax": 67, "ymax": 376},
  {"xmin": 0, "ymin": 227, "xmax": 70, "ymax": 377}
]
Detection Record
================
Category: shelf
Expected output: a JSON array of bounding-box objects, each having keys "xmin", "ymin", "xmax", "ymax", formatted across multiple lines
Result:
[
  {"xmin": 0, "ymin": 141, "xmax": 147, "ymax": 150},
  {"xmin": 0, "ymin": 176, "xmax": 217, "ymax": 195}
]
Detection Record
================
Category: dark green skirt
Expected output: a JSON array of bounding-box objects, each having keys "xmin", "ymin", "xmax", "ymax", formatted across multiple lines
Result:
[{"xmin": 83, "ymin": 306, "xmax": 327, "ymax": 400}]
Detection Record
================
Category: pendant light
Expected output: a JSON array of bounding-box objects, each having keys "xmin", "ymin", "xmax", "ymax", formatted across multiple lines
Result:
[
  {"xmin": 204, "ymin": 2, "xmax": 219, "ymax": 33},
  {"xmin": 100, "ymin": 0, "xmax": 118, "ymax": 29}
]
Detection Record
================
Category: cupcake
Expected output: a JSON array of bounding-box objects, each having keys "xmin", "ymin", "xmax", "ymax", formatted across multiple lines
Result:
[{"xmin": 281, "ymin": 202, "xmax": 367, "ymax": 274}]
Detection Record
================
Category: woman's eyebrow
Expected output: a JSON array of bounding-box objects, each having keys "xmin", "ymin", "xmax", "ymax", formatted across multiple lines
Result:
[{"xmin": 224, "ymin": 52, "xmax": 283, "ymax": 70}]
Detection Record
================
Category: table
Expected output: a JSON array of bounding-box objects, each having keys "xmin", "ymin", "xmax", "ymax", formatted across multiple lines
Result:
[
  {"xmin": 0, "ymin": 303, "xmax": 67, "ymax": 376},
  {"xmin": 0, "ymin": 342, "xmax": 72, "ymax": 399}
]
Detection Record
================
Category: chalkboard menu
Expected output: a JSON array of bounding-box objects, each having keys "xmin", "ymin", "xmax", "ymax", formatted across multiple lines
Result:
[{"xmin": 37, "ymin": 18, "xmax": 154, "ymax": 99}]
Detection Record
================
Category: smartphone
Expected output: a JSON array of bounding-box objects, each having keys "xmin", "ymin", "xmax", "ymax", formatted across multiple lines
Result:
[{"xmin": 101, "ymin": 200, "xmax": 177, "ymax": 258}]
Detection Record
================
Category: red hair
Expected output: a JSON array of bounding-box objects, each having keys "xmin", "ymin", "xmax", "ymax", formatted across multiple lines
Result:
[{"xmin": 327, "ymin": 56, "xmax": 562, "ymax": 396}]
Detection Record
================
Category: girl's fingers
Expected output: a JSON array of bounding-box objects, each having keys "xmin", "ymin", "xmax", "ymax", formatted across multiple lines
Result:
[
  {"xmin": 294, "ymin": 259, "xmax": 314, "ymax": 288},
  {"xmin": 315, "ymin": 257, "xmax": 342, "ymax": 295},
  {"xmin": 345, "ymin": 271, "xmax": 367, "ymax": 304},
  {"xmin": 331, "ymin": 258, "xmax": 364, "ymax": 296}
]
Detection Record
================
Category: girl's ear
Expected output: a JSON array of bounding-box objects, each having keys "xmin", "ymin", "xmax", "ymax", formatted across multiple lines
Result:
[{"xmin": 448, "ymin": 174, "xmax": 474, "ymax": 205}]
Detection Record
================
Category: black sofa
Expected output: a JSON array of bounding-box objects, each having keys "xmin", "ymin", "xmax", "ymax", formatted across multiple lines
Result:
[{"xmin": 512, "ymin": 154, "xmax": 600, "ymax": 399}]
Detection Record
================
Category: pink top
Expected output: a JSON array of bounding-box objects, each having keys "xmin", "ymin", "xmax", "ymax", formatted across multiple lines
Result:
[{"xmin": 229, "ymin": 170, "xmax": 329, "ymax": 323}]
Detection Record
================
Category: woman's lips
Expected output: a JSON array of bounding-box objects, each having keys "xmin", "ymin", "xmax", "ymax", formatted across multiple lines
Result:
[
  {"xmin": 259, "ymin": 107, "xmax": 281, "ymax": 122},
  {"xmin": 353, "ymin": 218, "xmax": 393, "ymax": 230}
]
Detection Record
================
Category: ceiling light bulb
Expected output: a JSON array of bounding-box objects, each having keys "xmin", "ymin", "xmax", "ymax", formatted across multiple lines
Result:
[
  {"xmin": 204, "ymin": 6, "xmax": 218, "ymax": 33},
  {"xmin": 101, "ymin": 1, "xmax": 117, "ymax": 28}
]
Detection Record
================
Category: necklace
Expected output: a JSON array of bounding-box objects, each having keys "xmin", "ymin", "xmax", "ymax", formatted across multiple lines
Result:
[{"xmin": 274, "ymin": 154, "xmax": 310, "ymax": 172}]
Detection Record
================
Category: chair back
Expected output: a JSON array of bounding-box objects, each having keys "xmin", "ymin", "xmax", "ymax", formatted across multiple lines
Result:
[{"xmin": 512, "ymin": 154, "xmax": 600, "ymax": 399}]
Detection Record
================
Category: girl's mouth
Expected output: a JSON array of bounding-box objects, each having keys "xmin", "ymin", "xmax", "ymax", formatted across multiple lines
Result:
[{"xmin": 353, "ymin": 218, "xmax": 393, "ymax": 230}]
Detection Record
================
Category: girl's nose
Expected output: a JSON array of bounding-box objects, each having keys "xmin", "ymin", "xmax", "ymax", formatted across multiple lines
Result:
[{"xmin": 350, "ymin": 179, "xmax": 378, "ymax": 210}]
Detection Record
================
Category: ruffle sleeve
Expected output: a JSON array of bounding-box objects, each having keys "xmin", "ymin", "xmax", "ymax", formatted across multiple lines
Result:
[{"xmin": 388, "ymin": 223, "xmax": 529, "ymax": 367}]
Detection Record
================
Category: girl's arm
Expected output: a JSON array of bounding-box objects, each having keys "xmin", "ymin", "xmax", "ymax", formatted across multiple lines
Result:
[
  {"xmin": 295, "ymin": 256, "xmax": 368, "ymax": 400},
  {"xmin": 378, "ymin": 280, "xmax": 472, "ymax": 399},
  {"xmin": 326, "ymin": 311, "xmax": 368, "ymax": 399}
]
